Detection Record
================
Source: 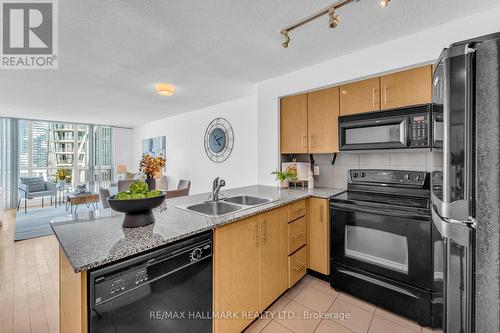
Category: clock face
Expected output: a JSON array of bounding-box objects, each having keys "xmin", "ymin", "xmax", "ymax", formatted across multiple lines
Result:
[
  {"xmin": 204, "ymin": 118, "xmax": 234, "ymax": 163},
  {"xmin": 209, "ymin": 128, "xmax": 226, "ymax": 153}
]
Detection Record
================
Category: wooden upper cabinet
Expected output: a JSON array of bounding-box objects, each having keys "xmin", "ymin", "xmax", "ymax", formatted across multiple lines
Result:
[
  {"xmin": 214, "ymin": 216, "xmax": 260, "ymax": 333},
  {"xmin": 307, "ymin": 86, "xmax": 340, "ymax": 153},
  {"xmin": 340, "ymin": 77, "xmax": 381, "ymax": 116},
  {"xmin": 280, "ymin": 94, "xmax": 308, "ymax": 154},
  {"xmin": 308, "ymin": 198, "xmax": 330, "ymax": 275},
  {"xmin": 258, "ymin": 208, "xmax": 288, "ymax": 312},
  {"xmin": 380, "ymin": 65, "xmax": 432, "ymax": 110}
]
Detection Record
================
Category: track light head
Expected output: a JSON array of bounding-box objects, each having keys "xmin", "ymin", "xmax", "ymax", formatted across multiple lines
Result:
[
  {"xmin": 328, "ymin": 8, "xmax": 340, "ymax": 29},
  {"xmin": 281, "ymin": 31, "xmax": 290, "ymax": 48},
  {"xmin": 379, "ymin": 0, "xmax": 390, "ymax": 8}
]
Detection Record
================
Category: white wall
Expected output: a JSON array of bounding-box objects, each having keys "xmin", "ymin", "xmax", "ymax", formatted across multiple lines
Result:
[
  {"xmin": 113, "ymin": 127, "xmax": 134, "ymax": 179},
  {"xmin": 133, "ymin": 95, "xmax": 258, "ymax": 194},
  {"xmin": 257, "ymin": 7, "xmax": 500, "ymax": 185}
]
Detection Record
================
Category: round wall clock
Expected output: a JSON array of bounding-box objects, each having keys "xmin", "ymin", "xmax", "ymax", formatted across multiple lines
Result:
[{"xmin": 204, "ymin": 118, "xmax": 234, "ymax": 163}]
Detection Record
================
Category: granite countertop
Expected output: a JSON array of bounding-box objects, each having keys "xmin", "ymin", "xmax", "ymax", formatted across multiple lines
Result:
[{"xmin": 51, "ymin": 185, "xmax": 344, "ymax": 273}]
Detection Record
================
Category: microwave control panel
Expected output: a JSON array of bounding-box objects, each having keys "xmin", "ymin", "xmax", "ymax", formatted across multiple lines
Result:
[{"xmin": 409, "ymin": 114, "xmax": 429, "ymax": 147}]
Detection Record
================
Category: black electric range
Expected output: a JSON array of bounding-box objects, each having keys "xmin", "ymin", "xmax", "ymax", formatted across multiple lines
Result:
[{"xmin": 330, "ymin": 169, "xmax": 442, "ymax": 327}]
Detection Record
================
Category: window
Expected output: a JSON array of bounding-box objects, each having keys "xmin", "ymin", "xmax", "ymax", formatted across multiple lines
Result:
[{"xmin": 18, "ymin": 120, "xmax": 113, "ymax": 190}]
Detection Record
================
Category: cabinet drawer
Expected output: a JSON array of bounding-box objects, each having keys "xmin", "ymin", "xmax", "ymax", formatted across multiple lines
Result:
[
  {"xmin": 288, "ymin": 200, "xmax": 306, "ymax": 222},
  {"xmin": 288, "ymin": 217, "xmax": 306, "ymax": 255},
  {"xmin": 288, "ymin": 246, "xmax": 307, "ymax": 288}
]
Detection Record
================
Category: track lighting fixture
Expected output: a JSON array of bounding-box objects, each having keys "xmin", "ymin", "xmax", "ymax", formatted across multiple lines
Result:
[
  {"xmin": 379, "ymin": 0, "xmax": 390, "ymax": 8},
  {"xmin": 280, "ymin": 0, "xmax": 389, "ymax": 48},
  {"xmin": 328, "ymin": 7, "xmax": 340, "ymax": 29},
  {"xmin": 281, "ymin": 31, "xmax": 290, "ymax": 48}
]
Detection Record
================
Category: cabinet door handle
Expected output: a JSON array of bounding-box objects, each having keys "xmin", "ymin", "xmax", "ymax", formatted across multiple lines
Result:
[
  {"xmin": 383, "ymin": 83, "xmax": 388, "ymax": 105},
  {"xmin": 293, "ymin": 208, "xmax": 303, "ymax": 216},
  {"xmin": 302, "ymin": 136, "xmax": 307, "ymax": 149},
  {"xmin": 320, "ymin": 206, "xmax": 324, "ymax": 222},
  {"xmin": 310, "ymin": 135, "xmax": 315, "ymax": 148},
  {"xmin": 262, "ymin": 220, "xmax": 269, "ymax": 241},
  {"xmin": 372, "ymin": 88, "xmax": 377, "ymax": 107},
  {"xmin": 294, "ymin": 262, "xmax": 306, "ymax": 271},
  {"xmin": 293, "ymin": 232, "xmax": 305, "ymax": 240},
  {"xmin": 253, "ymin": 223, "xmax": 259, "ymax": 245}
]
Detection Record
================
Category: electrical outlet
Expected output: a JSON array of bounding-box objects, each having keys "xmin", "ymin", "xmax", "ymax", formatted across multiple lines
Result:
[{"xmin": 313, "ymin": 166, "xmax": 320, "ymax": 176}]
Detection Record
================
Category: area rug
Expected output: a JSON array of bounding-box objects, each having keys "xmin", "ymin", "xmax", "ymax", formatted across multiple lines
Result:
[{"xmin": 14, "ymin": 204, "xmax": 101, "ymax": 241}]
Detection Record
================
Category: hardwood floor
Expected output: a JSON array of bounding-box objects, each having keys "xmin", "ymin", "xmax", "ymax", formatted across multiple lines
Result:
[{"xmin": 0, "ymin": 209, "xmax": 59, "ymax": 333}]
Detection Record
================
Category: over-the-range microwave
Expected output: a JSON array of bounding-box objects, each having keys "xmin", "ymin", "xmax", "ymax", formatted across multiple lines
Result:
[{"xmin": 338, "ymin": 104, "xmax": 441, "ymax": 151}]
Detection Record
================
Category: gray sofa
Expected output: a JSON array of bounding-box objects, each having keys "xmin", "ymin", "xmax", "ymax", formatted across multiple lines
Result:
[{"xmin": 18, "ymin": 176, "xmax": 57, "ymax": 213}]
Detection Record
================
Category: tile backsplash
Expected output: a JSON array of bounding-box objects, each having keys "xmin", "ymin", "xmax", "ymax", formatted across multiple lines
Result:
[{"xmin": 286, "ymin": 152, "xmax": 443, "ymax": 189}]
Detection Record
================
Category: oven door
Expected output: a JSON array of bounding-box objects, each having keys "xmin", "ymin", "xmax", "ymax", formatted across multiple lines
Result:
[
  {"xmin": 339, "ymin": 115, "xmax": 409, "ymax": 151},
  {"xmin": 331, "ymin": 201, "xmax": 431, "ymax": 290}
]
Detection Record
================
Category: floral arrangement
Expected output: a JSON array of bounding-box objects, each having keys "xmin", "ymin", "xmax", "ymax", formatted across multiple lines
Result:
[
  {"xmin": 55, "ymin": 169, "xmax": 71, "ymax": 182},
  {"xmin": 139, "ymin": 154, "xmax": 166, "ymax": 179}
]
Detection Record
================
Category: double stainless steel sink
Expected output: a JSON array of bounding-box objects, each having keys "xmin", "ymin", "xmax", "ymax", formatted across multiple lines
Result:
[{"xmin": 178, "ymin": 195, "xmax": 273, "ymax": 217}]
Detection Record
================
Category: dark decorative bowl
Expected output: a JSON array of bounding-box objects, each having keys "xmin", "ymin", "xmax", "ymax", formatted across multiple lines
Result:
[{"xmin": 108, "ymin": 193, "xmax": 166, "ymax": 228}]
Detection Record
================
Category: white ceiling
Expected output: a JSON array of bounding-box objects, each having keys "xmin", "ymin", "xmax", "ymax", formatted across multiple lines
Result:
[{"xmin": 1, "ymin": 0, "xmax": 499, "ymax": 127}]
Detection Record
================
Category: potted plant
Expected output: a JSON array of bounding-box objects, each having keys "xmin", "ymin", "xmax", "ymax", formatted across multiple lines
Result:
[
  {"xmin": 55, "ymin": 169, "xmax": 71, "ymax": 185},
  {"xmin": 271, "ymin": 169, "xmax": 296, "ymax": 189},
  {"xmin": 139, "ymin": 154, "xmax": 166, "ymax": 190}
]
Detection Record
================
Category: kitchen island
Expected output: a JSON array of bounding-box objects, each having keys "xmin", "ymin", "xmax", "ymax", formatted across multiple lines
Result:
[{"xmin": 52, "ymin": 185, "xmax": 343, "ymax": 332}]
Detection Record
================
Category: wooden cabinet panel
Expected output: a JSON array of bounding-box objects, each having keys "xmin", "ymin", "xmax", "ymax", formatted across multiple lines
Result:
[
  {"xmin": 259, "ymin": 208, "xmax": 288, "ymax": 311},
  {"xmin": 308, "ymin": 198, "xmax": 330, "ymax": 275},
  {"xmin": 60, "ymin": 247, "xmax": 87, "ymax": 333},
  {"xmin": 288, "ymin": 199, "xmax": 306, "ymax": 222},
  {"xmin": 288, "ymin": 246, "xmax": 307, "ymax": 288},
  {"xmin": 380, "ymin": 65, "xmax": 432, "ymax": 110},
  {"xmin": 280, "ymin": 94, "xmax": 308, "ymax": 154},
  {"xmin": 214, "ymin": 216, "xmax": 260, "ymax": 333},
  {"xmin": 288, "ymin": 216, "xmax": 306, "ymax": 255},
  {"xmin": 307, "ymin": 86, "xmax": 340, "ymax": 153},
  {"xmin": 340, "ymin": 77, "xmax": 381, "ymax": 116}
]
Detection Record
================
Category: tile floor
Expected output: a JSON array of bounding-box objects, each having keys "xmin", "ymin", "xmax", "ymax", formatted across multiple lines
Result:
[{"xmin": 245, "ymin": 275, "xmax": 442, "ymax": 333}]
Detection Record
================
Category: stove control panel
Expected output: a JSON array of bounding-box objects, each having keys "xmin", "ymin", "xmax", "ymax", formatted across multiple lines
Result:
[{"xmin": 350, "ymin": 169, "xmax": 428, "ymax": 187}]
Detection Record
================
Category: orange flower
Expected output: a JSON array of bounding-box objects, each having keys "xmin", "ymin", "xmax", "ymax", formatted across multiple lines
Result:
[{"xmin": 139, "ymin": 154, "xmax": 166, "ymax": 179}]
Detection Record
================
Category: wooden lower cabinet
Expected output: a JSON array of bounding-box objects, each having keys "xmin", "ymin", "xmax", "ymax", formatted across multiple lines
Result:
[
  {"xmin": 308, "ymin": 198, "xmax": 330, "ymax": 275},
  {"xmin": 214, "ymin": 216, "xmax": 260, "ymax": 333},
  {"xmin": 59, "ymin": 247, "xmax": 87, "ymax": 333},
  {"xmin": 214, "ymin": 207, "xmax": 288, "ymax": 333},
  {"xmin": 258, "ymin": 207, "xmax": 288, "ymax": 311},
  {"xmin": 288, "ymin": 246, "xmax": 307, "ymax": 288}
]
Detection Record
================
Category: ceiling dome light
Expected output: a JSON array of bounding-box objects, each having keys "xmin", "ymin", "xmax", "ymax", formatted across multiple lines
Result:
[
  {"xmin": 155, "ymin": 83, "xmax": 175, "ymax": 96},
  {"xmin": 379, "ymin": 0, "xmax": 390, "ymax": 8}
]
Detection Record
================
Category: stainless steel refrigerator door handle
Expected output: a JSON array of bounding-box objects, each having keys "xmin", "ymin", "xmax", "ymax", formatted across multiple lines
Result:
[{"xmin": 431, "ymin": 205, "xmax": 472, "ymax": 247}]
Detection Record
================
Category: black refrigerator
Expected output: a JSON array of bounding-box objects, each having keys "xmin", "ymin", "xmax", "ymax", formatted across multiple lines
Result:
[{"xmin": 431, "ymin": 33, "xmax": 500, "ymax": 333}]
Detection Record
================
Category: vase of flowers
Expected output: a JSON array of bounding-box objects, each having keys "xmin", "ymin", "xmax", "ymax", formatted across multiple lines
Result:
[
  {"xmin": 139, "ymin": 154, "xmax": 166, "ymax": 190},
  {"xmin": 271, "ymin": 169, "xmax": 296, "ymax": 189},
  {"xmin": 55, "ymin": 169, "xmax": 71, "ymax": 184}
]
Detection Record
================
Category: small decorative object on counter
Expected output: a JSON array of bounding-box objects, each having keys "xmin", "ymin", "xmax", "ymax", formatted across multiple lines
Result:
[
  {"xmin": 282, "ymin": 161, "xmax": 311, "ymax": 187},
  {"xmin": 271, "ymin": 169, "xmax": 296, "ymax": 189},
  {"xmin": 308, "ymin": 170, "xmax": 314, "ymax": 189},
  {"xmin": 108, "ymin": 181, "xmax": 166, "ymax": 228},
  {"xmin": 139, "ymin": 154, "xmax": 166, "ymax": 190}
]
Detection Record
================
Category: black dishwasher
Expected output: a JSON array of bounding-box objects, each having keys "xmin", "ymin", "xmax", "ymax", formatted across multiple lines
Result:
[{"xmin": 89, "ymin": 231, "xmax": 212, "ymax": 333}]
